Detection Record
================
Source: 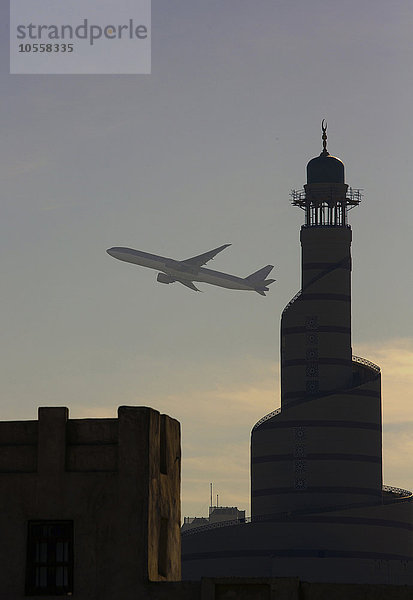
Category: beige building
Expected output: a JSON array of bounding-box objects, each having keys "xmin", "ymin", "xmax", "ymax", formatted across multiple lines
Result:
[
  {"xmin": 182, "ymin": 128, "xmax": 413, "ymax": 584},
  {"xmin": 0, "ymin": 405, "xmax": 181, "ymax": 599}
]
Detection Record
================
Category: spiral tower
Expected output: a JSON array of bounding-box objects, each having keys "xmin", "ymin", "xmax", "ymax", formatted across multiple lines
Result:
[
  {"xmin": 182, "ymin": 125, "xmax": 413, "ymax": 584},
  {"xmin": 252, "ymin": 122, "xmax": 381, "ymax": 515}
]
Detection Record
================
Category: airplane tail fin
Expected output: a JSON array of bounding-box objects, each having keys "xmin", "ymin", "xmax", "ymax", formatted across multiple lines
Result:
[
  {"xmin": 245, "ymin": 265, "xmax": 274, "ymax": 282},
  {"xmin": 255, "ymin": 279, "xmax": 276, "ymax": 296},
  {"xmin": 245, "ymin": 265, "xmax": 275, "ymax": 296}
]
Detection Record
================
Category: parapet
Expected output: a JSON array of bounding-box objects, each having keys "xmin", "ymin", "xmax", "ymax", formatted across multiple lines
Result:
[{"xmin": 0, "ymin": 405, "xmax": 180, "ymax": 477}]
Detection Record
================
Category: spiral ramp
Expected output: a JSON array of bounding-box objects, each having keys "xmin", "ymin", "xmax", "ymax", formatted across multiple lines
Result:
[
  {"xmin": 249, "ymin": 354, "xmax": 413, "ymax": 584},
  {"xmin": 182, "ymin": 231, "xmax": 413, "ymax": 584}
]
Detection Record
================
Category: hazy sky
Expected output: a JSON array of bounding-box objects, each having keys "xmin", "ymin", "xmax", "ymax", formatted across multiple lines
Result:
[{"xmin": 1, "ymin": 0, "xmax": 412, "ymax": 518}]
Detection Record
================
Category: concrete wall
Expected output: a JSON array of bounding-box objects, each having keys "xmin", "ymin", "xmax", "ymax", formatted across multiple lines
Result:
[{"xmin": 0, "ymin": 405, "xmax": 181, "ymax": 600}]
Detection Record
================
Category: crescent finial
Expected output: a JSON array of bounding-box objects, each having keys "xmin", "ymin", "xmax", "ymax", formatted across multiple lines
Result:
[{"xmin": 321, "ymin": 119, "xmax": 328, "ymax": 154}]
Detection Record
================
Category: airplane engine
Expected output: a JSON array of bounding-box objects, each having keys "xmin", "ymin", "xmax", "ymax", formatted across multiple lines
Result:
[{"xmin": 157, "ymin": 272, "xmax": 175, "ymax": 284}]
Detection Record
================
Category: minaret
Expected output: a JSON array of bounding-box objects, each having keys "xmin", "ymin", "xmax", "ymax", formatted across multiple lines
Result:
[
  {"xmin": 282, "ymin": 121, "xmax": 361, "ymax": 403},
  {"xmin": 251, "ymin": 123, "xmax": 382, "ymax": 516}
]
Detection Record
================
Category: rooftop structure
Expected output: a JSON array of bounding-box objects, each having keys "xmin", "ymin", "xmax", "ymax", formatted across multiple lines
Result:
[{"xmin": 182, "ymin": 505, "xmax": 246, "ymax": 533}]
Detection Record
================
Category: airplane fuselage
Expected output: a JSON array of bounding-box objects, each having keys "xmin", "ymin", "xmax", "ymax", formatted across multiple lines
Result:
[{"xmin": 107, "ymin": 247, "xmax": 256, "ymax": 291}]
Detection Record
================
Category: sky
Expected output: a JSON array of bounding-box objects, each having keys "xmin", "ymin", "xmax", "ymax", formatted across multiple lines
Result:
[{"xmin": 1, "ymin": 0, "xmax": 412, "ymax": 519}]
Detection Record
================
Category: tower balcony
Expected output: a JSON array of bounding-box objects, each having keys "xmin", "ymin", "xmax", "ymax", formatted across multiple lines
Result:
[{"xmin": 291, "ymin": 186, "xmax": 362, "ymax": 227}]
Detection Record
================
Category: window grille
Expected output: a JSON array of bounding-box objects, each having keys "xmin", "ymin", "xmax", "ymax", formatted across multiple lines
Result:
[{"xmin": 26, "ymin": 521, "xmax": 73, "ymax": 596}]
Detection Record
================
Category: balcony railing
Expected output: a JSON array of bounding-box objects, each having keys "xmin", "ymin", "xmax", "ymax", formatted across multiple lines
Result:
[
  {"xmin": 382, "ymin": 485, "xmax": 412, "ymax": 499},
  {"xmin": 252, "ymin": 408, "xmax": 281, "ymax": 432},
  {"xmin": 352, "ymin": 355, "xmax": 381, "ymax": 373}
]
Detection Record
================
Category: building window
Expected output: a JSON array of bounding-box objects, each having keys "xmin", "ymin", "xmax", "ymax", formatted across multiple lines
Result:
[{"xmin": 26, "ymin": 521, "xmax": 73, "ymax": 596}]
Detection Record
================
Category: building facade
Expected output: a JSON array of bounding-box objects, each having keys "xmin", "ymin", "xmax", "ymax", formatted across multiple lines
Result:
[
  {"xmin": 0, "ymin": 405, "xmax": 181, "ymax": 599},
  {"xmin": 182, "ymin": 127, "xmax": 413, "ymax": 584}
]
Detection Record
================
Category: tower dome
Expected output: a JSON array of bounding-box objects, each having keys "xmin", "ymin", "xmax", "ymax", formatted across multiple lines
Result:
[
  {"xmin": 306, "ymin": 153, "xmax": 345, "ymax": 184},
  {"xmin": 306, "ymin": 120, "xmax": 345, "ymax": 184}
]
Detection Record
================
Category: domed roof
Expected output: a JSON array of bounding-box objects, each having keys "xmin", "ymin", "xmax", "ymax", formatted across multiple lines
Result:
[
  {"xmin": 307, "ymin": 151, "xmax": 345, "ymax": 184},
  {"xmin": 306, "ymin": 120, "xmax": 345, "ymax": 184}
]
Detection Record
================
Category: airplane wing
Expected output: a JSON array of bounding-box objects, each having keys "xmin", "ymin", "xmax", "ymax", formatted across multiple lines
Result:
[{"xmin": 182, "ymin": 244, "xmax": 231, "ymax": 269}]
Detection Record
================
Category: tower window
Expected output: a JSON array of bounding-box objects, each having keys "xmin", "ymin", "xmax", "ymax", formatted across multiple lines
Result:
[
  {"xmin": 305, "ymin": 316, "xmax": 319, "ymax": 330},
  {"xmin": 306, "ymin": 380, "xmax": 319, "ymax": 394},
  {"xmin": 293, "ymin": 427, "xmax": 306, "ymax": 441},
  {"xmin": 306, "ymin": 333, "xmax": 318, "ymax": 345},
  {"xmin": 294, "ymin": 478, "xmax": 307, "ymax": 489},
  {"xmin": 26, "ymin": 520, "xmax": 73, "ymax": 596},
  {"xmin": 294, "ymin": 460, "xmax": 307, "ymax": 473},
  {"xmin": 306, "ymin": 348, "xmax": 318, "ymax": 360},
  {"xmin": 306, "ymin": 364, "xmax": 319, "ymax": 378},
  {"xmin": 294, "ymin": 444, "xmax": 306, "ymax": 458}
]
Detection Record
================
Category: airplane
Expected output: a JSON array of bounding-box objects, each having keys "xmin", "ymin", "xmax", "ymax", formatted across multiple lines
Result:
[{"xmin": 106, "ymin": 244, "xmax": 275, "ymax": 296}]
